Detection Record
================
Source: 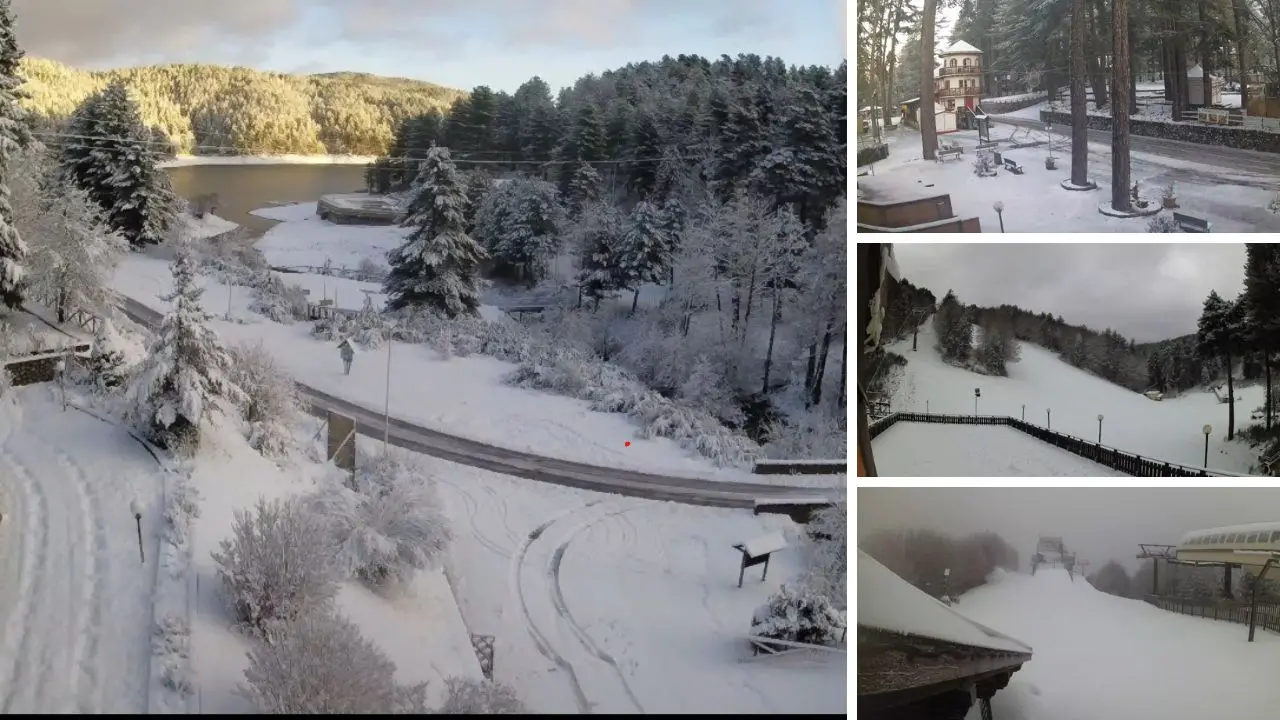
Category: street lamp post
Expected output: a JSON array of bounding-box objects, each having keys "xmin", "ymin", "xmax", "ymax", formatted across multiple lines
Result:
[
  {"xmin": 129, "ymin": 498, "xmax": 144, "ymax": 564},
  {"xmin": 1097, "ymin": 414, "xmax": 1104, "ymax": 444},
  {"xmin": 1203, "ymin": 424, "xmax": 1213, "ymax": 468},
  {"xmin": 993, "ymin": 200, "xmax": 1006, "ymax": 233},
  {"xmin": 383, "ymin": 322, "xmax": 395, "ymax": 452},
  {"xmin": 1047, "ymin": 408, "xmax": 1052, "ymax": 430},
  {"xmin": 1022, "ymin": 404, "xmax": 1025, "ymax": 422},
  {"xmin": 974, "ymin": 387, "xmax": 981, "ymax": 415}
]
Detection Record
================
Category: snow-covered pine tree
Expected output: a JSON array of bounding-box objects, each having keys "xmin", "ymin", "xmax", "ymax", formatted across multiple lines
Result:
[
  {"xmin": 656, "ymin": 197, "xmax": 686, "ymax": 285},
  {"xmin": 125, "ymin": 247, "xmax": 245, "ymax": 449},
  {"xmin": 60, "ymin": 82, "xmax": 179, "ymax": 249},
  {"xmin": 461, "ymin": 169, "xmax": 493, "ymax": 235},
  {"xmin": 0, "ymin": 0, "xmax": 32, "ymax": 310},
  {"xmin": 474, "ymin": 176, "xmax": 562, "ymax": 287},
  {"xmin": 26, "ymin": 182, "xmax": 128, "ymax": 323},
  {"xmin": 617, "ymin": 200, "xmax": 668, "ymax": 314},
  {"xmin": 563, "ymin": 160, "xmax": 603, "ymax": 220},
  {"xmin": 573, "ymin": 202, "xmax": 627, "ymax": 308},
  {"xmin": 383, "ymin": 145, "xmax": 487, "ymax": 317}
]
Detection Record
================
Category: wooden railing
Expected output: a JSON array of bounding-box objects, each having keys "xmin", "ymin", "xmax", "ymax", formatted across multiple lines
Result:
[
  {"xmin": 938, "ymin": 86, "xmax": 982, "ymax": 98},
  {"xmin": 938, "ymin": 65, "xmax": 982, "ymax": 77}
]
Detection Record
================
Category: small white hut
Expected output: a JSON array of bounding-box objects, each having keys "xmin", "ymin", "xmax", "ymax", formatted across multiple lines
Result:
[{"xmin": 1187, "ymin": 64, "xmax": 1224, "ymax": 107}]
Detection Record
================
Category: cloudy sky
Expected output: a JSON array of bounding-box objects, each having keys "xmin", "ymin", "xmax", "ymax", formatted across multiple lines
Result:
[
  {"xmin": 893, "ymin": 243, "xmax": 1249, "ymax": 343},
  {"xmin": 858, "ymin": 487, "xmax": 1280, "ymax": 574},
  {"xmin": 9, "ymin": 0, "xmax": 847, "ymax": 93}
]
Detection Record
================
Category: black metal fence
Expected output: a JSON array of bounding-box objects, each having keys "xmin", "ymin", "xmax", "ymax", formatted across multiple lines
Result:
[
  {"xmin": 867, "ymin": 411, "xmax": 1216, "ymax": 477},
  {"xmin": 1144, "ymin": 595, "xmax": 1280, "ymax": 635}
]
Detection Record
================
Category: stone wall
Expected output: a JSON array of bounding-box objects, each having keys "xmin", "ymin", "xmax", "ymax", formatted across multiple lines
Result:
[
  {"xmin": 857, "ymin": 143, "xmax": 890, "ymax": 167},
  {"xmin": 982, "ymin": 93, "xmax": 1047, "ymax": 114},
  {"xmin": 1040, "ymin": 109, "xmax": 1280, "ymax": 154}
]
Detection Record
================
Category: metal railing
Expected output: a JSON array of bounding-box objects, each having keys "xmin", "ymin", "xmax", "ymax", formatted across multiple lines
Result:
[
  {"xmin": 867, "ymin": 411, "xmax": 1253, "ymax": 477},
  {"xmin": 1144, "ymin": 595, "xmax": 1280, "ymax": 634}
]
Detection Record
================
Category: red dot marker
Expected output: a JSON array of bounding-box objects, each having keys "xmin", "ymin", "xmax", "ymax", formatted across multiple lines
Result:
[{"xmin": 625, "ymin": 441, "xmax": 631, "ymax": 447}]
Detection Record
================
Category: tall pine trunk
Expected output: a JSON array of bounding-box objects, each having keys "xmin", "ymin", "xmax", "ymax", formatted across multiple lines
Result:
[
  {"xmin": 839, "ymin": 329, "xmax": 848, "ymax": 409},
  {"xmin": 1130, "ymin": 20, "xmax": 1139, "ymax": 115},
  {"xmin": 1267, "ymin": 354, "xmax": 1273, "ymax": 430},
  {"xmin": 1112, "ymin": 0, "xmax": 1132, "ymax": 211},
  {"xmin": 1234, "ymin": 0, "xmax": 1251, "ymax": 110},
  {"xmin": 1199, "ymin": 1, "xmax": 1213, "ymax": 95},
  {"xmin": 920, "ymin": 0, "xmax": 939, "ymax": 160},
  {"xmin": 761, "ymin": 293, "xmax": 782, "ymax": 395},
  {"xmin": 811, "ymin": 325, "xmax": 835, "ymax": 407},
  {"xmin": 1070, "ymin": 0, "xmax": 1090, "ymax": 186},
  {"xmin": 1227, "ymin": 353, "xmax": 1237, "ymax": 440},
  {"xmin": 1088, "ymin": 0, "xmax": 1110, "ymax": 109}
]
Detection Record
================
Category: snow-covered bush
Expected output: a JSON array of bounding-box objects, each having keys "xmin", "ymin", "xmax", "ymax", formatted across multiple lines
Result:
[
  {"xmin": 803, "ymin": 504, "xmax": 848, "ymax": 609},
  {"xmin": 750, "ymin": 584, "xmax": 845, "ymax": 647},
  {"xmin": 228, "ymin": 341, "xmax": 300, "ymax": 457},
  {"xmin": 153, "ymin": 615, "xmax": 194, "ymax": 696},
  {"xmin": 163, "ymin": 472, "xmax": 201, "ymax": 548},
  {"xmin": 436, "ymin": 676, "xmax": 528, "ymax": 714},
  {"xmin": 240, "ymin": 609, "xmax": 428, "ymax": 714},
  {"xmin": 249, "ymin": 271, "xmax": 308, "ymax": 323},
  {"xmin": 356, "ymin": 257, "xmax": 387, "ymax": 283},
  {"xmin": 211, "ymin": 497, "xmax": 340, "ymax": 637},
  {"xmin": 77, "ymin": 318, "xmax": 131, "ymax": 393},
  {"xmin": 1147, "ymin": 214, "xmax": 1179, "ymax": 233},
  {"xmin": 305, "ymin": 451, "xmax": 452, "ymax": 587},
  {"xmin": 762, "ymin": 410, "xmax": 847, "ymax": 460}
]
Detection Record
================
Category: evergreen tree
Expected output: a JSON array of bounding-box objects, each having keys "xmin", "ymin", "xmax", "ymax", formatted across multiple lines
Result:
[
  {"xmin": 384, "ymin": 145, "xmax": 486, "ymax": 317},
  {"xmin": 628, "ymin": 109, "xmax": 664, "ymax": 198},
  {"xmin": 61, "ymin": 82, "xmax": 179, "ymax": 249},
  {"xmin": 474, "ymin": 177, "xmax": 562, "ymax": 287},
  {"xmin": 574, "ymin": 203, "xmax": 627, "ymax": 309},
  {"xmin": 0, "ymin": 0, "xmax": 31, "ymax": 309},
  {"xmin": 1244, "ymin": 244, "xmax": 1280, "ymax": 429},
  {"xmin": 656, "ymin": 197, "xmax": 687, "ymax": 284},
  {"xmin": 617, "ymin": 201, "xmax": 668, "ymax": 314},
  {"xmin": 460, "ymin": 169, "xmax": 492, "ymax": 235},
  {"xmin": 563, "ymin": 161, "xmax": 603, "ymax": 220},
  {"xmin": 1197, "ymin": 290, "xmax": 1245, "ymax": 440},
  {"xmin": 932, "ymin": 290, "xmax": 972, "ymax": 363},
  {"xmin": 557, "ymin": 104, "xmax": 608, "ymax": 191},
  {"xmin": 125, "ymin": 247, "xmax": 244, "ymax": 449}
]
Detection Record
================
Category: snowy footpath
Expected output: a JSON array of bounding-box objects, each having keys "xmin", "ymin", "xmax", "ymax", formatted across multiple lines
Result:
[{"xmin": 0, "ymin": 387, "xmax": 166, "ymax": 713}]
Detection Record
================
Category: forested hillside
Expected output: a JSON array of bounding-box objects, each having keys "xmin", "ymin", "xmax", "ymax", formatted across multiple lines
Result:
[{"xmin": 18, "ymin": 58, "xmax": 464, "ymax": 156}]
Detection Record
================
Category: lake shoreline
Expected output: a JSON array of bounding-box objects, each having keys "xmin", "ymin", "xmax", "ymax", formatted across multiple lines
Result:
[{"xmin": 159, "ymin": 154, "xmax": 376, "ymax": 169}]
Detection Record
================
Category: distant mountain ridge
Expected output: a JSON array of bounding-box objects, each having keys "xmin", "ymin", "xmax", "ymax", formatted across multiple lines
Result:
[{"xmin": 19, "ymin": 57, "xmax": 465, "ymax": 157}]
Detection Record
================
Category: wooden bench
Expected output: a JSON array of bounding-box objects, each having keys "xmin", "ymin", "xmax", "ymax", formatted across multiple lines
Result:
[
  {"xmin": 1002, "ymin": 157, "xmax": 1025, "ymax": 175},
  {"xmin": 1173, "ymin": 211, "xmax": 1211, "ymax": 233},
  {"xmin": 936, "ymin": 146, "xmax": 963, "ymax": 162}
]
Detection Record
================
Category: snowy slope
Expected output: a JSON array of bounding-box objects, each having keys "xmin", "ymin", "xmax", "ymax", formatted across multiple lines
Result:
[
  {"xmin": 878, "ymin": 321, "xmax": 1262, "ymax": 473},
  {"xmin": 956, "ymin": 569, "xmax": 1280, "ymax": 720},
  {"xmin": 0, "ymin": 387, "xmax": 168, "ymax": 713}
]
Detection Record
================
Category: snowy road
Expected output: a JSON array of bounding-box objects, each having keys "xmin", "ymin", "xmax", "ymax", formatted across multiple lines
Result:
[
  {"xmin": 0, "ymin": 388, "xmax": 166, "ymax": 713},
  {"xmin": 115, "ymin": 295, "xmax": 844, "ymax": 508}
]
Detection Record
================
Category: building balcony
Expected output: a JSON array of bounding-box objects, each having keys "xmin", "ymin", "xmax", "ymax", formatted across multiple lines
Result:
[
  {"xmin": 938, "ymin": 65, "xmax": 982, "ymax": 77},
  {"xmin": 937, "ymin": 86, "xmax": 981, "ymax": 98}
]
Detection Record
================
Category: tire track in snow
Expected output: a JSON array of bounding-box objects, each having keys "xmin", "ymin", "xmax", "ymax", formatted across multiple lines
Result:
[
  {"xmin": 509, "ymin": 500, "xmax": 607, "ymax": 714},
  {"xmin": 0, "ymin": 432, "xmax": 63, "ymax": 714},
  {"xmin": 546, "ymin": 505, "xmax": 646, "ymax": 715},
  {"xmin": 434, "ymin": 477, "xmax": 513, "ymax": 559},
  {"xmin": 49, "ymin": 441, "xmax": 110, "ymax": 714}
]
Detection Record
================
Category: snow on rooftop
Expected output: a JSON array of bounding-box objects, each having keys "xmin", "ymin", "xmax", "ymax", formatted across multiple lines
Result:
[
  {"xmin": 858, "ymin": 550, "xmax": 1032, "ymax": 654},
  {"xmin": 941, "ymin": 40, "xmax": 982, "ymax": 54},
  {"xmin": 1178, "ymin": 520, "xmax": 1280, "ymax": 545}
]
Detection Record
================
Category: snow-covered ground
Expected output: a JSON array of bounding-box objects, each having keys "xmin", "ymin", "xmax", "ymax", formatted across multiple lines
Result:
[
  {"xmin": 955, "ymin": 568, "xmax": 1280, "ymax": 719},
  {"xmin": 872, "ymin": 321, "xmax": 1263, "ymax": 475},
  {"xmin": 111, "ymin": 209, "xmax": 777, "ymax": 482},
  {"xmin": 184, "ymin": 419, "xmax": 481, "ymax": 713},
  {"xmin": 858, "ymin": 128, "xmax": 1280, "ymax": 233},
  {"xmin": 874, "ymin": 424, "xmax": 1127, "ymax": 477},
  {"xmin": 159, "ymin": 154, "xmax": 376, "ymax": 168},
  {"xmin": 424, "ymin": 448, "xmax": 846, "ymax": 713},
  {"xmin": 0, "ymin": 387, "xmax": 168, "ymax": 713}
]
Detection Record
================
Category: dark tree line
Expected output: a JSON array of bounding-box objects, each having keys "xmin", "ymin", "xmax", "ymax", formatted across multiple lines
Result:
[
  {"xmin": 861, "ymin": 528, "xmax": 1020, "ymax": 600},
  {"xmin": 368, "ymin": 54, "xmax": 848, "ymax": 230}
]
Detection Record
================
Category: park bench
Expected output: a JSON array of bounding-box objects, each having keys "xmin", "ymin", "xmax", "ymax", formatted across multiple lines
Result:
[
  {"xmin": 1002, "ymin": 157, "xmax": 1025, "ymax": 175},
  {"xmin": 1173, "ymin": 211, "xmax": 1211, "ymax": 233},
  {"xmin": 936, "ymin": 146, "xmax": 963, "ymax": 162}
]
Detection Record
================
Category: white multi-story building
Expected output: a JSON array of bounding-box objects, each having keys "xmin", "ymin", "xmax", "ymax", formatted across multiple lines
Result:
[{"xmin": 934, "ymin": 40, "xmax": 983, "ymax": 134}]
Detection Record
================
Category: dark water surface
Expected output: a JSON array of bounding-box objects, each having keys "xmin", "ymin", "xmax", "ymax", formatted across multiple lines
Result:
[{"xmin": 164, "ymin": 163, "xmax": 367, "ymax": 236}]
